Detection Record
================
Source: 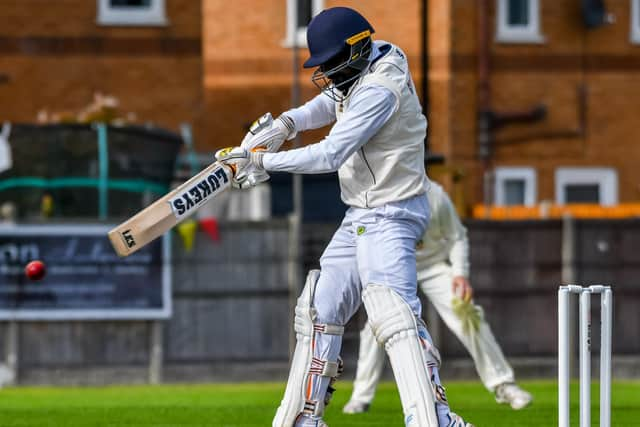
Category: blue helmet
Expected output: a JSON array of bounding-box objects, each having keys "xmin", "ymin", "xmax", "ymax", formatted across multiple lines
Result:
[
  {"xmin": 304, "ymin": 7, "xmax": 375, "ymax": 68},
  {"xmin": 304, "ymin": 7, "xmax": 375, "ymax": 100}
]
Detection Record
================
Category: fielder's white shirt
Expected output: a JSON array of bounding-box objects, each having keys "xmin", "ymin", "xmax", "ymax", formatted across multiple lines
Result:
[
  {"xmin": 416, "ymin": 182, "xmax": 470, "ymax": 280},
  {"xmin": 262, "ymin": 41, "xmax": 429, "ymax": 208}
]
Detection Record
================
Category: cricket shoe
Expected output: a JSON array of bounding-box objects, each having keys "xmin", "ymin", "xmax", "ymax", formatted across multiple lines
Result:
[
  {"xmin": 295, "ymin": 414, "xmax": 328, "ymax": 427},
  {"xmin": 342, "ymin": 399, "xmax": 370, "ymax": 414},
  {"xmin": 494, "ymin": 382, "xmax": 533, "ymax": 410},
  {"xmin": 447, "ymin": 412, "xmax": 474, "ymax": 427}
]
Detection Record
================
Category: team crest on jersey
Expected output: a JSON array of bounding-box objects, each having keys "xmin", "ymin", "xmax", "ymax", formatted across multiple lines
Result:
[{"xmin": 168, "ymin": 166, "xmax": 229, "ymax": 219}]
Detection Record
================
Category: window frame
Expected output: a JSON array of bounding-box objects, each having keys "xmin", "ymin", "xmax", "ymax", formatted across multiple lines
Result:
[
  {"xmin": 631, "ymin": 0, "xmax": 640, "ymax": 44},
  {"xmin": 97, "ymin": 0, "xmax": 168, "ymax": 27},
  {"xmin": 555, "ymin": 167, "xmax": 618, "ymax": 206},
  {"xmin": 283, "ymin": 0, "xmax": 324, "ymax": 47},
  {"xmin": 496, "ymin": 0, "xmax": 545, "ymax": 44},
  {"xmin": 494, "ymin": 166, "xmax": 537, "ymax": 206}
]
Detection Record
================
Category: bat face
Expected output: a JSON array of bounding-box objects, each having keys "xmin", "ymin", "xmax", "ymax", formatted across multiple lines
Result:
[
  {"xmin": 168, "ymin": 166, "xmax": 229, "ymax": 219},
  {"xmin": 108, "ymin": 162, "xmax": 232, "ymax": 257}
]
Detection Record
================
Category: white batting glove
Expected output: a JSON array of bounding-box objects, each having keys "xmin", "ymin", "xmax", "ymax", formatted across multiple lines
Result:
[
  {"xmin": 214, "ymin": 146, "xmax": 267, "ymax": 189},
  {"xmin": 240, "ymin": 112, "xmax": 296, "ymax": 153},
  {"xmin": 217, "ymin": 112, "xmax": 295, "ymax": 189}
]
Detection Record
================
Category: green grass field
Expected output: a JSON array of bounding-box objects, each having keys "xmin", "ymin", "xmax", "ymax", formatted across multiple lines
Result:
[{"xmin": 0, "ymin": 380, "xmax": 637, "ymax": 426}]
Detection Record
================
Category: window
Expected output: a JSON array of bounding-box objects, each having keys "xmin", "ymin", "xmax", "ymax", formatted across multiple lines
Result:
[
  {"xmin": 565, "ymin": 184, "xmax": 600, "ymax": 203},
  {"xmin": 555, "ymin": 168, "xmax": 618, "ymax": 205},
  {"xmin": 97, "ymin": 0, "xmax": 167, "ymax": 26},
  {"xmin": 494, "ymin": 167, "xmax": 537, "ymax": 206},
  {"xmin": 496, "ymin": 0, "xmax": 544, "ymax": 43},
  {"xmin": 632, "ymin": 0, "xmax": 640, "ymax": 44},
  {"xmin": 284, "ymin": 0, "xmax": 324, "ymax": 47}
]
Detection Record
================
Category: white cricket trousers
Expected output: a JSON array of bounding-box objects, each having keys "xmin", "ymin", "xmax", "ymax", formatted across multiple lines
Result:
[
  {"xmin": 349, "ymin": 267, "xmax": 515, "ymax": 404},
  {"xmin": 303, "ymin": 194, "xmax": 431, "ymax": 410}
]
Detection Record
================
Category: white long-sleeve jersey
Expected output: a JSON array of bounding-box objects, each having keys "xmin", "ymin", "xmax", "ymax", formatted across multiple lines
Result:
[
  {"xmin": 416, "ymin": 182, "xmax": 470, "ymax": 280},
  {"xmin": 262, "ymin": 41, "xmax": 429, "ymax": 208}
]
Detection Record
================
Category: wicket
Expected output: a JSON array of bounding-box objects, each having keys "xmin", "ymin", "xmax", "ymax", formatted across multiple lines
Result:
[{"xmin": 558, "ymin": 285, "xmax": 613, "ymax": 427}]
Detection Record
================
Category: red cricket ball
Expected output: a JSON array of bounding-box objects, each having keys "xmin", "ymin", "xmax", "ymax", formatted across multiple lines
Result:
[{"xmin": 25, "ymin": 260, "xmax": 46, "ymax": 281}]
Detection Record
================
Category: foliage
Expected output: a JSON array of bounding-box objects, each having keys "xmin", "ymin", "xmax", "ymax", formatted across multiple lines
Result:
[{"xmin": 36, "ymin": 92, "xmax": 137, "ymax": 125}]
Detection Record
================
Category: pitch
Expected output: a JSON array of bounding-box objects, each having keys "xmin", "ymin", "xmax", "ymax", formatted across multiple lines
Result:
[{"xmin": 0, "ymin": 381, "xmax": 637, "ymax": 426}]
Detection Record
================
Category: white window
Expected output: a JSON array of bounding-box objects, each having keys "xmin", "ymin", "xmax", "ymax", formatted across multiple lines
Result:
[
  {"xmin": 555, "ymin": 168, "xmax": 618, "ymax": 205},
  {"xmin": 284, "ymin": 0, "xmax": 324, "ymax": 47},
  {"xmin": 494, "ymin": 167, "xmax": 537, "ymax": 206},
  {"xmin": 496, "ymin": 0, "xmax": 544, "ymax": 43},
  {"xmin": 631, "ymin": 0, "xmax": 640, "ymax": 44},
  {"xmin": 97, "ymin": 0, "xmax": 167, "ymax": 26}
]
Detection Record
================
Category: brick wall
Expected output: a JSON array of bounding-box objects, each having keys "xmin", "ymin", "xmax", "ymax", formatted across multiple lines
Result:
[
  {"xmin": 0, "ymin": 0, "xmax": 205, "ymax": 146},
  {"xmin": 438, "ymin": 0, "xmax": 640, "ymax": 209}
]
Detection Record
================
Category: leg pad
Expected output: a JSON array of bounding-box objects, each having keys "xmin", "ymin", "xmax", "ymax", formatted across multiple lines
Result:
[{"xmin": 363, "ymin": 284, "xmax": 439, "ymax": 427}]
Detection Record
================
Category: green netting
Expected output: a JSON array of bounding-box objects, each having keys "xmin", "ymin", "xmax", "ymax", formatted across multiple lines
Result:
[{"xmin": 0, "ymin": 123, "xmax": 182, "ymax": 219}]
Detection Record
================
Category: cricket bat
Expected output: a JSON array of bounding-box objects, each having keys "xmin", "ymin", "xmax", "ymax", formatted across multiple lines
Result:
[
  {"xmin": 108, "ymin": 161, "xmax": 232, "ymax": 257},
  {"xmin": 108, "ymin": 112, "xmax": 284, "ymax": 257}
]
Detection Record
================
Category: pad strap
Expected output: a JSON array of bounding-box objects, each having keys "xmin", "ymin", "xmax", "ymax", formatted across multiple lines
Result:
[
  {"xmin": 309, "ymin": 357, "xmax": 340, "ymax": 377},
  {"xmin": 304, "ymin": 356, "xmax": 344, "ymax": 416},
  {"xmin": 313, "ymin": 323, "xmax": 344, "ymax": 335},
  {"xmin": 324, "ymin": 357, "xmax": 344, "ymax": 407}
]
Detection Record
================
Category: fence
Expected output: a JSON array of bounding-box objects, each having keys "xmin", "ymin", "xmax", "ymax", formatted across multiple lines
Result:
[
  {"xmin": 0, "ymin": 124, "xmax": 182, "ymax": 220},
  {"xmin": 3, "ymin": 218, "xmax": 640, "ymax": 385}
]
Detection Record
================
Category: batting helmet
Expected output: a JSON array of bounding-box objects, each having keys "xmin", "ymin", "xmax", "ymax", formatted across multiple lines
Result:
[{"xmin": 304, "ymin": 7, "xmax": 375, "ymax": 100}]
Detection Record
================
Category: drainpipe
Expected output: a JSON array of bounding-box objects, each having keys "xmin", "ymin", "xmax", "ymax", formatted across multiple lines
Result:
[
  {"xmin": 288, "ymin": 30, "xmax": 303, "ymax": 359},
  {"xmin": 476, "ymin": 2, "xmax": 592, "ymax": 214},
  {"xmin": 477, "ymin": 0, "xmax": 493, "ymax": 206},
  {"xmin": 476, "ymin": 1, "xmax": 547, "ymax": 207},
  {"xmin": 421, "ymin": 0, "xmax": 430, "ymax": 119}
]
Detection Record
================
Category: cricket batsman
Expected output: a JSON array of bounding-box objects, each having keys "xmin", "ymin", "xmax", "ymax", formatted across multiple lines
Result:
[
  {"xmin": 215, "ymin": 6, "xmax": 473, "ymax": 427},
  {"xmin": 343, "ymin": 181, "xmax": 533, "ymax": 415}
]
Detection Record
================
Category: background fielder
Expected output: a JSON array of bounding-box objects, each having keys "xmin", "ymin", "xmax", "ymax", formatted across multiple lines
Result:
[{"xmin": 343, "ymin": 182, "xmax": 533, "ymax": 414}]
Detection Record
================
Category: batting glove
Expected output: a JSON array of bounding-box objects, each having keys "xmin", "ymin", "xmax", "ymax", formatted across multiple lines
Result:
[
  {"xmin": 240, "ymin": 113, "xmax": 296, "ymax": 153},
  {"xmin": 215, "ymin": 146, "xmax": 267, "ymax": 189}
]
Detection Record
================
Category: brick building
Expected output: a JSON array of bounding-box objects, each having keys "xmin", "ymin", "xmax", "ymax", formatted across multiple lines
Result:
[
  {"xmin": 2, "ymin": 1, "xmax": 640, "ymax": 215},
  {"xmin": 432, "ymin": 0, "xmax": 640, "ymax": 215},
  {"xmin": 0, "ymin": 0, "xmax": 204, "ymax": 142},
  {"xmin": 0, "ymin": 1, "xmax": 425, "ymax": 152}
]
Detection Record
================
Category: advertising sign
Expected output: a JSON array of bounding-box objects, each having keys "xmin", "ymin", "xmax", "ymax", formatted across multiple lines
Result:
[{"xmin": 0, "ymin": 224, "xmax": 171, "ymax": 320}]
